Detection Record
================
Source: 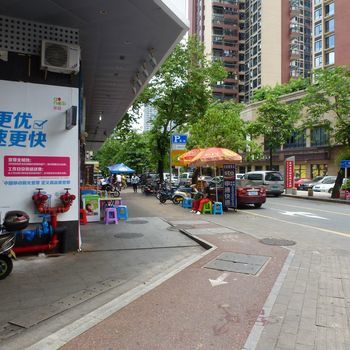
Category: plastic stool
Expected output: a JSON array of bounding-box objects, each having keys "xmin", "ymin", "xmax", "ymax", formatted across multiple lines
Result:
[
  {"xmin": 201, "ymin": 201, "xmax": 212, "ymax": 214},
  {"xmin": 182, "ymin": 197, "xmax": 193, "ymax": 208},
  {"xmin": 213, "ymin": 202, "xmax": 223, "ymax": 215},
  {"xmin": 80, "ymin": 209, "xmax": 88, "ymax": 225},
  {"xmin": 104, "ymin": 208, "xmax": 118, "ymax": 225},
  {"xmin": 117, "ymin": 205, "xmax": 129, "ymax": 220}
]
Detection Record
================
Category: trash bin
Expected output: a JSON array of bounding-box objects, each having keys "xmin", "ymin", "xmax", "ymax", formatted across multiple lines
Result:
[{"xmin": 308, "ymin": 188, "xmax": 313, "ymax": 197}]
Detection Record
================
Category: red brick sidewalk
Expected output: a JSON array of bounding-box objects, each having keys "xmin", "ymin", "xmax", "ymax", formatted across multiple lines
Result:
[{"xmin": 62, "ymin": 221, "xmax": 288, "ymax": 350}]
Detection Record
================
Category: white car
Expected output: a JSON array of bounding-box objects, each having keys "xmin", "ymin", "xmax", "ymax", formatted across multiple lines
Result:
[{"xmin": 313, "ymin": 176, "xmax": 337, "ymax": 193}]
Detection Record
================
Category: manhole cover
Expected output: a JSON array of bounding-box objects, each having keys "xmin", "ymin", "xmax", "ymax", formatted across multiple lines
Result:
[
  {"xmin": 260, "ymin": 238, "xmax": 296, "ymax": 246},
  {"xmin": 204, "ymin": 252, "xmax": 269, "ymax": 275},
  {"xmin": 114, "ymin": 233, "xmax": 144, "ymax": 239},
  {"xmin": 126, "ymin": 220, "xmax": 149, "ymax": 224}
]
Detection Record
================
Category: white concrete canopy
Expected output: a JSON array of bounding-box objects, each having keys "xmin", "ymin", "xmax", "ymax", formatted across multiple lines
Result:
[{"xmin": 0, "ymin": 0, "xmax": 188, "ymax": 150}]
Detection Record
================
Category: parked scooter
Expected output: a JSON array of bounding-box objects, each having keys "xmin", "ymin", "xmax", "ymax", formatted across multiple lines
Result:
[
  {"xmin": 158, "ymin": 185, "xmax": 178, "ymax": 204},
  {"xmin": 172, "ymin": 186, "xmax": 198, "ymax": 205},
  {"xmin": 0, "ymin": 211, "xmax": 29, "ymax": 280}
]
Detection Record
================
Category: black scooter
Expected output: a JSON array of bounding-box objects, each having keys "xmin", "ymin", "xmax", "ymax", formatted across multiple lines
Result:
[{"xmin": 0, "ymin": 211, "xmax": 29, "ymax": 280}]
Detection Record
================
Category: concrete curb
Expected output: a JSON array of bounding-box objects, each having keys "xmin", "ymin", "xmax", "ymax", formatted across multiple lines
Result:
[
  {"xmin": 282, "ymin": 194, "xmax": 350, "ymax": 205},
  {"xmin": 242, "ymin": 248, "xmax": 295, "ymax": 350},
  {"xmin": 25, "ymin": 225, "xmax": 216, "ymax": 350}
]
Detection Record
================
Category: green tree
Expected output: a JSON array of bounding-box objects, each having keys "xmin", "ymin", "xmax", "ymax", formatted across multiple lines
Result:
[
  {"xmin": 139, "ymin": 36, "xmax": 227, "ymax": 181},
  {"xmin": 303, "ymin": 67, "xmax": 350, "ymax": 197},
  {"xmin": 252, "ymin": 77, "xmax": 309, "ymax": 102},
  {"xmin": 249, "ymin": 96, "xmax": 301, "ymax": 168},
  {"xmin": 186, "ymin": 101, "xmax": 262, "ymax": 160}
]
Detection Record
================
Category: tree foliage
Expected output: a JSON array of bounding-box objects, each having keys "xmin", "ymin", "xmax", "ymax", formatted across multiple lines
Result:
[
  {"xmin": 249, "ymin": 96, "xmax": 301, "ymax": 167},
  {"xmin": 303, "ymin": 66, "xmax": 350, "ymax": 147},
  {"xmin": 186, "ymin": 101, "xmax": 262, "ymax": 160},
  {"xmin": 138, "ymin": 35, "xmax": 227, "ymax": 180},
  {"xmin": 252, "ymin": 77, "xmax": 309, "ymax": 102}
]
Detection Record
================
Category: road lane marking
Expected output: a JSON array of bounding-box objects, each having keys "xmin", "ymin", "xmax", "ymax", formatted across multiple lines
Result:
[
  {"xmin": 279, "ymin": 211, "xmax": 328, "ymax": 220},
  {"xmin": 269, "ymin": 201, "xmax": 350, "ymax": 217},
  {"xmin": 244, "ymin": 211, "xmax": 350, "ymax": 239}
]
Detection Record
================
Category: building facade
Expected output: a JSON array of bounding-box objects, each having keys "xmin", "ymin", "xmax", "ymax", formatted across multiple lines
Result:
[
  {"xmin": 143, "ymin": 104, "xmax": 157, "ymax": 132},
  {"xmin": 313, "ymin": 0, "xmax": 350, "ymax": 70},
  {"xmin": 189, "ymin": 0, "xmax": 312, "ymax": 102},
  {"xmin": 240, "ymin": 91, "xmax": 342, "ymax": 178}
]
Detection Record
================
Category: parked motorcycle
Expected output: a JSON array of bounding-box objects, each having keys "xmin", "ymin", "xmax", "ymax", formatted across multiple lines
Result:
[
  {"xmin": 172, "ymin": 186, "xmax": 198, "ymax": 205},
  {"xmin": 159, "ymin": 186, "xmax": 178, "ymax": 204},
  {"xmin": 99, "ymin": 178, "xmax": 121, "ymax": 197},
  {"xmin": 0, "ymin": 210, "xmax": 29, "ymax": 280}
]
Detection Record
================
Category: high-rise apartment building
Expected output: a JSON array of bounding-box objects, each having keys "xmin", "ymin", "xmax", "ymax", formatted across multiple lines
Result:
[
  {"xmin": 313, "ymin": 0, "xmax": 350, "ymax": 70},
  {"xmin": 189, "ymin": 0, "xmax": 243, "ymax": 102},
  {"xmin": 189, "ymin": 0, "xmax": 312, "ymax": 102},
  {"xmin": 143, "ymin": 104, "xmax": 157, "ymax": 132}
]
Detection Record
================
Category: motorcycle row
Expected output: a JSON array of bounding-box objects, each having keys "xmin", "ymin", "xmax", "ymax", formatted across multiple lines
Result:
[{"xmin": 141, "ymin": 181, "xmax": 198, "ymax": 205}]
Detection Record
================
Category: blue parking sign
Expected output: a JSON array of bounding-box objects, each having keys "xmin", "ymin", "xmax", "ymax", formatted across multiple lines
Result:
[
  {"xmin": 340, "ymin": 160, "xmax": 350, "ymax": 168},
  {"xmin": 171, "ymin": 134, "xmax": 187, "ymax": 144}
]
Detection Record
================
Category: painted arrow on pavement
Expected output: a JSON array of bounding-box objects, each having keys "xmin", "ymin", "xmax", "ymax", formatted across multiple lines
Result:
[
  {"xmin": 209, "ymin": 272, "xmax": 230, "ymax": 287},
  {"xmin": 279, "ymin": 211, "xmax": 328, "ymax": 220}
]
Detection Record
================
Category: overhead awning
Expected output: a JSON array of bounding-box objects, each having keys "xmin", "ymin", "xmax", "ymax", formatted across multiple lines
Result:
[{"xmin": 0, "ymin": 0, "xmax": 188, "ymax": 150}]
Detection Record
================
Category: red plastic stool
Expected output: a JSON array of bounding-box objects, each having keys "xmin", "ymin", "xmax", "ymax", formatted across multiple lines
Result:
[{"xmin": 80, "ymin": 209, "xmax": 88, "ymax": 225}]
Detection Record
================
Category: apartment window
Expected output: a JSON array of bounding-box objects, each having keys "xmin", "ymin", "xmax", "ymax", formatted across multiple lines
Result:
[
  {"xmin": 314, "ymin": 0, "xmax": 321, "ymax": 5},
  {"xmin": 325, "ymin": 51, "xmax": 335, "ymax": 65},
  {"xmin": 314, "ymin": 40, "xmax": 322, "ymax": 51},
  {"xmin": 325, "ymin": 34, "xmax": 335, "ymax": 49},
  {"xmin": 314, "ymin": 23, "xmax": 322, "ymax": 36},
  {"xmin": 314, "ymin": 8, "xmax": 322, "ymax": 21},
  {"xmin": 314, "ymin": 54, "xmax": 322, "ymax": 67},
  {"xmin": 284, "ymin": 131, "xmax": 306, "ymax": 149},
  {"xmin": 311, "ymin": 127, "xmax": 329, "ymax": 146},
  {"xmin": 325, "ymin": 2, "xmax": 334, "ymax": 17},
  {"xmin": 325, "ymin": 18, "xmax": 334, "ymax": 33}
]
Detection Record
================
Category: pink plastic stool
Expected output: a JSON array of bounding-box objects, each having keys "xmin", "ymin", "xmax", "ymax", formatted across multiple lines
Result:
[{"xmin": 104, "ymin": 207, "xmax": 118, "ymax": 225}]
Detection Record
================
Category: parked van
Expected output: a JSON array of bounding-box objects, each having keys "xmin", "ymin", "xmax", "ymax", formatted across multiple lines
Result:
[{"xmin": 243, "ymin": 171, "xmax": 284, "ymax": 196}]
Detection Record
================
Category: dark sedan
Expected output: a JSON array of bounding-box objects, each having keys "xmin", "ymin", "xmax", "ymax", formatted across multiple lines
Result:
[
  {"xmin": 298, "ymin": 176, "xmax": 324, "ymax": 191},
  {"xmin": 208, "ymin": 179, "xmax": 266, "ymax": 209}
]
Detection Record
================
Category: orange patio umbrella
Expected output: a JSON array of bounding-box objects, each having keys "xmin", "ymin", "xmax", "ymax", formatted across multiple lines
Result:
[
  {"xmin": 189, "ymin": 147, "xmax": 242, "ymax": 167},
  {"xmin": 189, "ymin": 147, "xmax": 242, "ymax": 202},
  {"xmin": 178, "ymin": 148, "xmax": 204, "ymax": 165}
]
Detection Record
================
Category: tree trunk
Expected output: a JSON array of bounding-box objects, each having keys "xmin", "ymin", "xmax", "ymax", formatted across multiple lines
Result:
[
  {"xmin": 269, "ymin": 147, "xmax": 273, "ymax": 169},
  {"xmin": 331, "ymin": 168, "xmax": 344, "ymax": 199}
]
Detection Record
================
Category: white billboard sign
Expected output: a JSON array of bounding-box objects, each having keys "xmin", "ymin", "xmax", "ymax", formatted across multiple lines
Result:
[{"xmin": 0, "ymin": 80, "xmax": 79, "ymax": 222}]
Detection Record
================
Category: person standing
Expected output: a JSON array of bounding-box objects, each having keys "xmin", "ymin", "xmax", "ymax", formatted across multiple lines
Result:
[
  {"xmin": 116, "ymin": 174, "xmax": 122, "ymax": 190},
  {"xmin": 131, "ymin": 174, "xmax": 140, "ymax": 193}
]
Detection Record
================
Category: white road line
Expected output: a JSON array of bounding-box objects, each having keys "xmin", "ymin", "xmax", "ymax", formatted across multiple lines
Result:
[
  {"xmin": 244, "ymin": 211, "xmax": 350, "ymax": 239},
  {"xmin": 269, "ymin": 201, "xmax": 350, "ymax": 217}
]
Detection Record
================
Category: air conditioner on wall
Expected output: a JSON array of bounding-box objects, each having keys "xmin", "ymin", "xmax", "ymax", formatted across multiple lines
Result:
[{"xmin": 41, "ymin": 40, "xmax": 80, "ymax": 74}]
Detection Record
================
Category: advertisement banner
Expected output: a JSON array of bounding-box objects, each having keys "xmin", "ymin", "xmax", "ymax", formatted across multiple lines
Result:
[
  {"xmin": 0, "ymin": 80, "xmax": 79, "ymax": 222},
  {"xmin": 223, "ymin": 164, "xmax": 237, "ymax": 208},
  {"xmin": 171, "ymin": 150, "xmax": 186, "ymax": 167},
  {"xmin": 285, "ymin": 156, "xmax": 295, "ymax": 189}
]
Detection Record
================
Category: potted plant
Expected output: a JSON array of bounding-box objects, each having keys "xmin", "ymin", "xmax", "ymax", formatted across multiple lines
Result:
[{"xmin": 340, "ymin": 178, "xmax": 350, "ymax": 200}]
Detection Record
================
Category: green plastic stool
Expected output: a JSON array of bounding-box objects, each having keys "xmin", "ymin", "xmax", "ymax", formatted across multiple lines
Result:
[{"xmin": 201, "ymin": 201, "xmax": 212, "ymax": 214}]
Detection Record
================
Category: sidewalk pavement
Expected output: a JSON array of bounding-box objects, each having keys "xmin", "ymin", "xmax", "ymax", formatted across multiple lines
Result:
[{"xmin": 283, "ymin": 190, "xmax": 350, "ymax": 205}]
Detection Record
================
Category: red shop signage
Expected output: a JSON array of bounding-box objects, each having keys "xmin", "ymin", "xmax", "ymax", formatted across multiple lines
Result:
[{"xmin": 285, "ymin": 160, "xmax": 294, "ymax": 189}]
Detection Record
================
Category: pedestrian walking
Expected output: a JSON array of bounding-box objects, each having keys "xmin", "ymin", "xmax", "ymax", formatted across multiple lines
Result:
[
  {"xmin": 116, "ymin": 174, "xmax": 122, "ymax": 190},
  {"xmin": 131, "ymin": 174, "xmax": 140, "ymax": 193}
]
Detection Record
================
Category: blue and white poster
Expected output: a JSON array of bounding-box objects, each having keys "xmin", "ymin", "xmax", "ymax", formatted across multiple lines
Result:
[{"xmin": 223, "ymin": 164, "xmax": 237, "ymax": 208}]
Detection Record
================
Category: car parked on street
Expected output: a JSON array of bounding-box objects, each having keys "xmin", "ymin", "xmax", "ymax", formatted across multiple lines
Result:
[
  {"xmin": 179, "ymin": 172, "xmax": 194, "ymax": 186},
  {"xmin": 208, "ymin": 178, "xmax": 266, "ymax": 209},
  {"xmin": 242, "ymin": 171, "xmax": 284, "ymax": 196},
  {"xmin": 298, "ymin": 176, "xmax": 324, "ymax": 191},
  {"xmin": 313, "ymin": 176, "xmax": 337, "ymax": 193},
  {"xmin": 294, "ymin": 178, "xmax": 311, "ymax": 190}
]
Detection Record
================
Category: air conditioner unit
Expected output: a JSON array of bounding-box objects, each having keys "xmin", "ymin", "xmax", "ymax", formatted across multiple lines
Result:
[{"xmin": 41, "ymin": 40, "xmax": 80, "ymax": 74}]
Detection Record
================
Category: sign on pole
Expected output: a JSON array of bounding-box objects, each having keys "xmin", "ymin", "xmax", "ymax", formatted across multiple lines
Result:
[
  {"xmin": 223, "ymin": 164, "xmax": 237, "ymax": 208},
  {"xmin": 171, "ymin": 134, "xmax": 187, "ymax": 150},
  {"xmin": 171, "ymin": 150, "xmax": 186, "ymax": 167},
  {"xmin": 340, "ymin": 160, "xmax": 350, "ymax": 168},
  {"xmin": 285, "ymin": 156, "xmax": 295, "ymax": 189}
]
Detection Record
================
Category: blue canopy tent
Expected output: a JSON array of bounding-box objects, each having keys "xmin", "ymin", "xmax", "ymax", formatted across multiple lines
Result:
[{"xmin": 108, "ymin": 163, "xmax": 135, "ymax": 174}]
